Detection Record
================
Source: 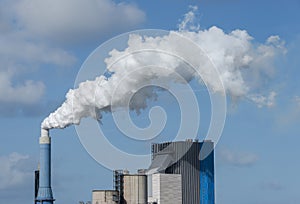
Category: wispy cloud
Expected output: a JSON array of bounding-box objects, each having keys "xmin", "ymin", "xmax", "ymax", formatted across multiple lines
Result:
[
  {"xmin": 248, "ymin": 91, "xmax": 277, "ymax": 108},
  {"xmin": 218, "ymin": 147, "xmax": 259, "ymax": 167},
  {"xmin": 178, "ymin": 5, "xmax": 200, "ymax": 32},
  {"xmin": 294, "ymin": 96, "xmax": 300, "ymax": 108},
  {"xmin": 275, "ymin": 95, "xmax": 300, "ymax": 126},
  {"xmin": 0, "ymin": 152, "xmax": 34, "ymax": 190},
  {"xmin": 11, "ymin": 0, "xmax": 145, "ymax": 45}
]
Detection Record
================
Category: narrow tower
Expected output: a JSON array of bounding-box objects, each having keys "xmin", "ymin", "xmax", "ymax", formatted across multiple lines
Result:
[
  {"xmin": 34, "ymin": 165, "xmax": 39, "ymax": 204},
  {"xmin": 36, "ymin": 129, "xmax": 54, "ymax": 204}
]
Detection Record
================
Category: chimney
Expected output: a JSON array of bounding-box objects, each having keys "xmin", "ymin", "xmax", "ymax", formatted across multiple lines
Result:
[{"xmin": 36, "ymin": 129, "xmax": 55, "ymax": 204}]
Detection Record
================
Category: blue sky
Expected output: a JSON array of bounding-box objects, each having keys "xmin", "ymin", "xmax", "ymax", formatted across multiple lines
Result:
[{"xmin": 0, "ymin": 0, "xmax": 300, "ymax": 203}]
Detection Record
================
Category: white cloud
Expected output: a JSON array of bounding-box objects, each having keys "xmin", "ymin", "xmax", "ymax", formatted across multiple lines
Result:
[
  {"xmin": 248, "ymin": 91, "xmax": 277, "ymax": 108},
  {"xmin": 219, "ymin": 148, "xmax": 258, "ymax": 167},
  {"xmin": 0, "ymin": 33, "xmax": 76, "ymax": 105},
  {"xmin": 0, "ymin": 71, "xmax": 45, "ymax": 104},
  {"xmin": 0, "ymin": 152, "xmax": 32, "ymax": 190},
  {"xmin": 12, "ymin": 0, "xmax": 145, "ymax": 44},
  {"xmin": 0, "ymin": 0, "xmax": 145, "ymax": 111},
  {"xmin": 0, "ymin": 34, "xmax": 77, "ymax": 67}
]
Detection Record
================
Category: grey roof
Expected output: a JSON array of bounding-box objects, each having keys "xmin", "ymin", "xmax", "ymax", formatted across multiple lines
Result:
[{"xmin": 147, "ymin": 152, "xmax": 174, "ymax": 174}]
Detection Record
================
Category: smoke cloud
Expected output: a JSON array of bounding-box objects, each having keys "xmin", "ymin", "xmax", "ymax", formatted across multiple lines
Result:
[{"xmin": 41, "ymin": 8, "xmax": 285, "ymax": 130}]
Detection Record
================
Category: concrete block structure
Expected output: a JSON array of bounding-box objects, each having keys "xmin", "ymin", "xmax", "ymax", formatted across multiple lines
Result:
[
  {"xmin": 149, "ymin": 173, "xmax": 182, "ymax": 204},
  {"xmin": 92, "ymin": 190, "xmax": 118, "ymax": 204}
]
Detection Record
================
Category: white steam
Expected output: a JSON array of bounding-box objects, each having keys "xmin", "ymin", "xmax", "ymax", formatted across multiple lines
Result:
[{"xmin": 41, "ymin": 8, "xmax": 285, "ymax": 129}]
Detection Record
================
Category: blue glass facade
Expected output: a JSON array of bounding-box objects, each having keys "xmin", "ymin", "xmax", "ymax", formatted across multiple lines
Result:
[{"xmin": 200, "ymin": 142, "xmax": 215, "ymax": 204}]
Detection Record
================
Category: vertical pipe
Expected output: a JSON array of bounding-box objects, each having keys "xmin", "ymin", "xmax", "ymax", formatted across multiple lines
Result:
[
  {"xmin": 36, "ymin": 129, "xmax": 54, "ymax": 204},
  {"xmin": 34, "ymin": 168, "xmax": 39, "ymax": 204}
]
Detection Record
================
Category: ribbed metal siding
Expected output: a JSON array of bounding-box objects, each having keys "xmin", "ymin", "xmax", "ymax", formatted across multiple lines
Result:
[
  {"xmin": 151, "ymin": 141, "xmax": 215, "ymax": 204},
  {"xmin": 152, "ymin": 173, "xmax": 182, "ymax": 204}
]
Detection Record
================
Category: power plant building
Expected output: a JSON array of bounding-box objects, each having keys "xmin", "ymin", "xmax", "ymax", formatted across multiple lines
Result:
[
  {"xmin": 148, "ymin": 140, "xmax": 215, "ymax": 204},
  {"xmin": 37, "ymin": 135, "xmax": 215, "ymax": 204}
]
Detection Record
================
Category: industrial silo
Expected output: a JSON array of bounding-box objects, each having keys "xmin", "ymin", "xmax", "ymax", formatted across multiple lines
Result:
[{"xmin": 123, "ymin": 174, "xmax": 147, "ymax": 204}]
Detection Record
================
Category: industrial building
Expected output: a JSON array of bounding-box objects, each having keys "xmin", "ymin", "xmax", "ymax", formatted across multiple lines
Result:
[
  {"xmin": 35, "ymin": 134, "xmax": 215, "ymax": 204},
  {"xmin": 92, "ymin": 170, "xmax": 147, "ymax": 204},
  {"xmin": 148, "ymin": 173, "xmax": 182, "ymax": 204},
  {"xmin": 91, "ymin": 140, "xmax": 215, "ymax": 204},
  {"xmin": 92, "ymin": 190, "xmax": 118, "ymax": 204},
  {"xmin": 148, "ymin": 140, "xmax": 215, "ymax": 204}
]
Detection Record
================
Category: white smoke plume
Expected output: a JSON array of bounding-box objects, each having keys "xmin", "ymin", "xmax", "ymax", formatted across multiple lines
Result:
[{"xmin": 41, "ymin": 8, "xmax": 285, "ymax": 129}]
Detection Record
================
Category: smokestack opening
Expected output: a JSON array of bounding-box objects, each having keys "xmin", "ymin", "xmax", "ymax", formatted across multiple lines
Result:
[
  {"xmin": 41, "ymin": 128, "xmax": 49, "ymax": 137},
  {"xmin": 40, "ymin": 129, "xmax": 50, "ymax": 144}
]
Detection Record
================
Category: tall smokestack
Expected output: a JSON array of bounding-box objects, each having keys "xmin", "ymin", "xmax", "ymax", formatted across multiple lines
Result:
[{"xmin": 36, "ymin": 129, "xmax": 54, "ymax": 204}]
